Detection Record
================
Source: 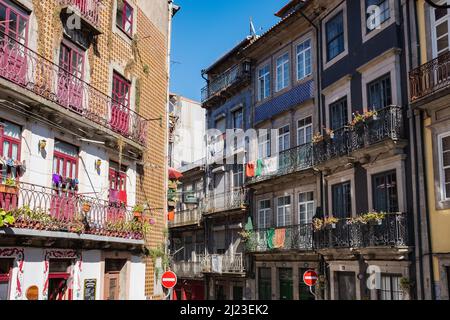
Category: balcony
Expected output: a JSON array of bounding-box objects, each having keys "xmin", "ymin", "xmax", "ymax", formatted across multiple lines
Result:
[
  {"xmin": 246, "ymin": 224, "xmax": 313, "ymax": 253},
  {"xmin": 169, "ymin": 208, "xmax": 202, "ymax": 228},
  {"xmin": 0, "ymin": 182, "xmax": 146, "ymax": 243},
  {"xmin": 313, "ymin": 213, "xmax": 409, "ymax": 250},
  {"xmin": 202, "ymin": 253, "xmax": 245, "ymax": 274},
  {"xmin": 172, "ymin": 257, "xmax": 205, "ymax": 279},
  {"xmin": 0, "ymin": 32, "xmax": 148, "ymax": 146},
  {"xmin": 204, "ymin": 189, "xmax": 248, "ymax": 215},
  {"xmin": 313, "ymin": 105, "xmax": 403, "ymax": 165},
  {"xmin": 247, "ymin": 143, "xmax": 313, "ymax": 185},
  {"xmin": 201, "ymin": 62, "xmax": 251, "ymax": 107},
  {"xmin": 59, "ymin": 0, "xmax": 102, "ymax": 29},
  {"xmin": 409, "ymin": 51, "xmax": 450, "ymax": 103}
]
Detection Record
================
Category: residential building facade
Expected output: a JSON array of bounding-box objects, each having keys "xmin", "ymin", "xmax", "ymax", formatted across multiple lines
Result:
[{"xmin": 0, "ymin": 0, "xmax": 174, "ymax": 300}]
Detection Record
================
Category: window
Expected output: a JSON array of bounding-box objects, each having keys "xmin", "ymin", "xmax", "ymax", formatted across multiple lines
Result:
[
  {"xmin": 276, "ymin": 53, "xmax": 290, "ymax": 92},
  {"xmin": 0, "ymin": 0, "xmax": 29, "ymax": 44},
  {"xmin": 111, "ymin": 72, "xmax": 131, "ymax": 134},
  {"xmin": 116, "ymin": 0, "xmax": 133, "ymax": 37},
  {"xmin": 297, "ymin": 39, "xmax": 312, "ymax": 80},
  {"xmin": 233, "ymin": 164, "xmax": 244, "ymax": 188},
  {"xmin": 258, "ymin": 199, "xmax": 271, "ymax": 229},
  {"xmin": 379, "ymin": 274, "xmax": 404, "ymax": 300},
  {"xmin": 53, "ymin": 140, "xmax": 78, "ymax": 179},
  {"xmin": 258, "ymin": 64, "xmax": 271, "ymax": 101},
  {"xmin": 330, "ymin": 98, "xmax": 348, "ymax": 130},
  {"xmin": 439, "ymin": 133, "xmax": 450, "ymax": 200},
  {"xmin": 326, "ymin": 11, "xmax": 345, "ymax": 62},
  {"xmin": 109, "ymin": 161, "xmax": 127, "ymax": 205},
  {"xmin": 0, "ymin": 120, "xmax": 21, "ymax": 183},
  {"xmin": 298, "ymin": 192, "xmax": 314, "ymax": 225},
  {"xmin": 372, "ymin": 170, "xmax": 398, "ymax": 213},
  {"xmin": 332, "ymin": 182, "xmax": 352, "ymax": 219},
  {"xmin": 367, "ymin": 74, "xmax": 392, "ymax": 110},
  {"xmin": 258, "ymin": 130, "xmax": 271, "ymax": 159},
  {"xmin": 233, "ymin": 109, "xmax": 243, "ymax": 129},
  {"xmin": 0, "ymin": 259, "xmax": 13, "ymax": 300},
  {"xmin": 58, "ymin": 42, "xmax": 85, "ymax": 111},
  {"xmin": 278, "ymin": 125, "xmax": 290, "ymax": 153},
  {"xmin": 297, "ymin": 117, "xmax": 313, "ymax": 146},
  {"xmin": 366, "ymin": 0, "xmax": 390, "ymax": 32},
  {"xmin": 277, "ymin": 195, "xmax": 291, "ymax": 227},
  {"xmin": 258, "ymin": 268, "xmax": 272, "ymax": 300},
  {"xmin": 430, "ymin": 3, "xmax": 450, "ymax": 58}
]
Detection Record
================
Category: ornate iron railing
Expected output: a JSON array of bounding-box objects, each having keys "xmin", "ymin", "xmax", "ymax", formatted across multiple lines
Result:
[
  {"xmin": 172, "ymin": 257, "xmax": 204, "ymax": 278},
  {"xmin": 204, "ymin": 189, "xmax": 248, "ymax": 214},
  {"xmin": 169, "ymin": 207, "xmax": 202, "ymax": 228},
  {"xmin": 409, "ymin": 51, "xmax": 450, "ymax": 102},
  {"xmin": 313, "ymin": 105, "xmax": 403, "ymax": 164},
  {"xmin": 201, "ymin": 253, "xmax": 245, "ymax": 273},
  {"xmin": 0, "ymin": 32, "xmax": 148, "ymax": 145},
  {"xmin": 313, "ymin": 213, "xmax": 409, "ymax": 249},
  {"xmin": 59, "ymin": 0, "xmax": 102, "ymax": 28},
  {"xmin": 0, "ymin": 182, "xmax": 145, "ymax": 240},
  {"xmin": 247, "ymin": 224, "xmax": 313, "ymax": 252},
  {"xmin": 201, "ymin": 63, "xmax": 251, "ymax": 103},
  {"xmin": 248, "ymin": 143, "xmax": 313, "ymax": 184}
]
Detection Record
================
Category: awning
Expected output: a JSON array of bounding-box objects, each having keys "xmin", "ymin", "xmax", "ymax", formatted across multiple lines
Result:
[{"xmin": 169, "ymin": 167, "xmax": 183, "ymax": 180}]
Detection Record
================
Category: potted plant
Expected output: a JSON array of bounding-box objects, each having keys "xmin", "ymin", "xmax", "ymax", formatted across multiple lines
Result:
[
  {"xmin": 312, "ymin": 218, "xmax": 324, "ymax": 231},
  {"xmin": 0, "ymin": 209, "xmax": 15, "ymax": 228},
  {"xmin": 361, "ymin": 212, "xmax": 386, "ymax": 225},
  {"xmin": 132, "ymin": 204, "xmax": 145, "ymax": 220},
  {"xmin": 324, "ymin": 216, "xmax": 339, "ymax": 229}
]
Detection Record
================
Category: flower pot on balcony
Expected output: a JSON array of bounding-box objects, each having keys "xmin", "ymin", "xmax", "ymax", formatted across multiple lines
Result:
[{"xmin": 0, "ymin": 184, "xmax": 18, "ymax": 194}]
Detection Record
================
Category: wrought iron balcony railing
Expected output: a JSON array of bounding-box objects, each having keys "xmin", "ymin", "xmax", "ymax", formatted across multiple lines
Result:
[
  {"xmin": 201, "ymin": 253, "xmax": 245, "ymax": 274},
  {"xmin": 0, "ymin": 182, "xmax": 146, "ymax": 241},
  {"xmin": 169, "ymin": 208, "xmax": 202, "ymax": 228},
  {"xmin": 313, "ymin": 105, "xmax": 403, "ymax": 164},
  {"xmin": 204, "ymin": 189, "xmax": 248, "ymax": 215},
  {"xmin": 201, "ymin": 62, "xmax": 251, "ymax": 104},
  {"xmin": 246, "ymin": 224, "xmax": 313, "ymax": 252},
  {"xmin": 0, "ymin": 32, "xmax": 148, "ymax": 145},
  {"xmin": 248, "ymin": 143, "xmax": 313, "ymax": 184},
  {"xmin": 60, "ymin": 0, "xmax": 102, "ymax": 28},
  {"xmin": 313, "ymin": 213, "xmax": 409, "ymax": 249},
  {"xmin": 172, "ymin": 256, "xmax": 205, "ymax": 278},
  {"xmin": 409, "ymin": 51, "xmax": 450, "ymax": 102}
]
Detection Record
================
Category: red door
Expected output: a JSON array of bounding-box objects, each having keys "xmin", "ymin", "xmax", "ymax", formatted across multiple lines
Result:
[
  {"xmin": 48, "ymin": 273, "xmax": 73, "ymax": 301},
  {"xmin": 57, "ymin": 42, "xmax": 84, "ymax": 113},
  {"xmin": 110, "ymin": 72, "xmax": 130, "ymax": 136},
  {"xmin": 0, "ymin": 259, "xmax": 13, "ymax": 300},
  {"xmin": 108, "ymin": 163, "xmax": 127, "ymax": 222},
  {"xmin": 0, "ymin": 0, "xmax": 28, "ymax": 85}
]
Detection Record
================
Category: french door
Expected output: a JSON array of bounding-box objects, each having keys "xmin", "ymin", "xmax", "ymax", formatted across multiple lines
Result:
[{"xmin": 110, "ymin": 72, "xmax": 131, "ymax": 135}]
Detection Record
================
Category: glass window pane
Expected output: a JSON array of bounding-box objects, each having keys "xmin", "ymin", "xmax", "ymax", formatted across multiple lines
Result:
[{"xmin": 0, "ymin": 282, "xmax": 9, "ymax": 300}]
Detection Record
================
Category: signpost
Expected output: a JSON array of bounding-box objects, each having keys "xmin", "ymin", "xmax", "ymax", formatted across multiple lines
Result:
[
  {"xmin": 162, "ymin": 271, "xmax": 177, "ymax": 300},
  {"xmin": 303, "ymin": 270, "xmax": 318, "ymax": 299}
]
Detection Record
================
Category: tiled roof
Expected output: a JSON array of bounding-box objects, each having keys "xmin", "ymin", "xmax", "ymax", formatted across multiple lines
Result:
[{"xmin": 255, "ymin": 80, "xmax": 314, "ymax": 124}]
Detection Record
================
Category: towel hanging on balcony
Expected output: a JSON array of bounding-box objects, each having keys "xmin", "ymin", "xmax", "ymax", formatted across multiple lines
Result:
[
  {"xmin": 255, "ymin": 159, "xmax": 263, "ymax": 177},
  {"xmin": 168, "ymin": 210, "xmax": 175, "ymax": 221},
  {"xmin": 246, "ymin": 162, "xmax": 255, "ymax": 178},
  {"xmin": 266, "ymin": 228, "xmax": 275, "ymax": 249},
  {"xmin": 274, "ymin": 228, "xmax": 286, "ymax": 249},
  {"xmin": 262, "ymin": 156, "xmax": 278, "ymax": 175}
]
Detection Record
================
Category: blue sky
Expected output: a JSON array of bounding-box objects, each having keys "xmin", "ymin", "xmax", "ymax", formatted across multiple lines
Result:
[{"xmin": 170, "ymin": 0, "xmax": 286, "ymax": 101}]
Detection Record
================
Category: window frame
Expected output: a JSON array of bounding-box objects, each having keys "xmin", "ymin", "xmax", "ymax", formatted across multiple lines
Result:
[
  {"xmin": 59, "ymin": 40, "xmax": 85, "ymax": 79},
  {"xmin": 430, "ymin": 1, "xmax": 450, "ymax": 58},
  {"xmin": 298, "ymin": 192, "xmax": 315, "ymax": 225},
  {"xmin": 0, "ymin": 120, "xmax": 21, "ymax": 183},
  {"xmin": 257, "ymin": 63, "xmax": 271, "ymax": 101},
  {"xmin": 438, "ymin": 132, "xmax": 450, "ymax": 201},
  {"xmin": 332, "ymin": 181, "xmax": 352, "ymax": 219},
  {"xmin": 297, "ymin": 116, "xmax": 313, "ymax": 146},
  {"xmin": 365, "ymin": 0, "xmax": 391, "ymax": 33},
  {"xmin": 367, "ymin": 73, "xmax": 392, "ymax": 111},
  {"xmin": 275, "ymin": 52, "xmax": 290, "ymax": 92},
  {"xmin": 296, "ymin": 38, "xmax": 312, "ymax": 81},
  {"xmin": 277, "ymin": 125, "xmax": 290, "ymax": 153},
  {"xmin": 116, "ymin": 0, "xmax": 134, "ymax": 38},
  {"xmin": 325, "ymin": 11, "xmax": 345, "ymax": 62},
  {"xmin": 276, "ymin": 195, "xmax": 292, "ymax": 227},
  {"xmin": 329, "ymin": 97, "xmax": 349, "ymax": 131},
  {"xmin": 378, "ymin": 274, "xmax": 404, "ymax": 300},
  {"xmin": 258, "ymin": 130, "xmax": 271, "ymax": 159},
  {"xmin": 258, "ymin": 199, "xmax": 271, "ymax": 229},
  {"xmin": 372, "ymin": 170, "xmax": 399, "ymax": 213},
  {"xmin": 0, "ymin": 0, "xmax": 29, "ymax": 45},
  {"xmin": 112, "ymin": 71, "xmax": 132, "ymax": 108},
  {"xmin": 53, "ymin": 140, "xmax": 78, "ymax": 180}
]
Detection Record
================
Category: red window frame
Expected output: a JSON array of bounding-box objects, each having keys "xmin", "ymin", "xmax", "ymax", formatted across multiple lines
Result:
[
  {"xmin": 112, "ymin": 72, "xmax": 131, "ymax": 108},
  {"xmin": 0, "ymin": 120, "xmax": 21, "ymax": 183},
  {"xmin": 109, "ymin": 165, "xmax": 127, "ymax": 194},
  {"xmin": 117, "ymin": 0, "xmax": 133, "ymax": 37},
  {"xmin": 53, "ymin": 141, "xmax": 78, "ymax": 180},
  {"xmin": 0, "ymin": 0, "xmax": 29, "ymax": 44},
  {"xmin": 0, "ymin": 258, "xmax": 13, "ymax": 300},
  {"xmin": 110, "ymin": 71, "xmax": 131, "ymax": 135}
]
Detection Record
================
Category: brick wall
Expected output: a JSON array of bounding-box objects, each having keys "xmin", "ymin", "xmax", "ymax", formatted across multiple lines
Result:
[{"xmin": 31, "ymin": 0, "xmax": 169, "ymax": 298}]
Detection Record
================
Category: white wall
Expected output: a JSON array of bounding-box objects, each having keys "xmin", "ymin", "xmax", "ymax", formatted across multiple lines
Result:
[
  {"xmin": 80, "ymin": 250, "xmax": 103, "ymax": 300},
  {"xmin": 128, "ymin": 255, "xmax": 146, "ymax": 300}
]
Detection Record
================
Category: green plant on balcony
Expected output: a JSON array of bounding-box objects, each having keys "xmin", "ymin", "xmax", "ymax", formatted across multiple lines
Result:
[
  {"xmin": 147, "ymin": 244, "xmax": 169, "ymax": 279},
  {"xmin": 132, "ymin": 204, "xmax": 145, "ymax": 219},
  {"xmin": 400, "ymin": 277, "xmax": 414, "ymax": 294},
  {"xmin": 349, "ymin": 110, "xmax": 378, "ymax": 128},
  {"xmin": 313, "ymin": 218, "xmax": 324, "ymax": 231},
  {"xmin": 324, "ymin": 216, "xmax": 339, "ymax": 228},
  {"xmin": 312, "ymin": 128, "xmax": 334, "ymax": 144},
  {"xmin": 0, "ymin": 209, "xmax": 15, "ymax": 228},
  {"xmin": 4, "ymin": 177, "xmax": 16, "ymax": 187}
]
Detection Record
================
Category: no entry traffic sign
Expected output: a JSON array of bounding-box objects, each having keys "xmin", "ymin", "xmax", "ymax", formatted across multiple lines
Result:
[
  {"xmin": 161, "ymin": 271, "xmax": 177, "ymax": 289},
  {"xmin": 303, "ymin": 270, "xmax": 318, "ymax": 287}
]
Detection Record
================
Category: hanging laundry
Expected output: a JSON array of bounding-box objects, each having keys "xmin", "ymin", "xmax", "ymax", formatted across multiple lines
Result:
[
  {"xmin": 211, "ymin": 255, "xmax": 223, "ymax": 274},
  {"xmin": 6, "ymin": 159, "xmax": 14, "ymax": 167},
  {"xmin": 263, "ymin": 156, "xmax": 278, "ymax": 175},
  {"xmin": 52, "ymin": 174, "xmax": 61, "ymax": 186},
  {"xmin": 266, "ymin": 228, "xmax": 275, "ymax": 249},
  {"xmin": 168, "ymin": 210, "xmax": 175, "ymax": 221},
  {"xmin": 246, "ymin": 162, "xmax": 255, "ymax": 178},
  {"xmin": 255, "ymin": 159, "xmax": 264, "ymax": 177},
  {"xmin": 274, "ymin": 228, "xmax": 286, "ymax": 249}
]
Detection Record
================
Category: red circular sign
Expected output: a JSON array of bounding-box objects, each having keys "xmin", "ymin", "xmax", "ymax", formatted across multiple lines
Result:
[
  {"xmin": 161, "ymin": 271, "xmax": 177, "ymax": 289},
  {"xmin": 303, "ymin": 270, "xmax": 318, "ymax": 287}
]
